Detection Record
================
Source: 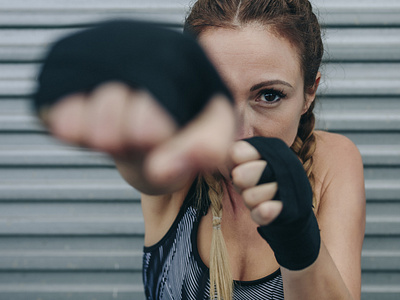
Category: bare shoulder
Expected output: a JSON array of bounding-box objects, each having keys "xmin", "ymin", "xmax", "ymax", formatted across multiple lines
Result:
[
  {"xmin": 313, "ymin": 130, "xmax": 363, "ymax": 176},
  {"xmin": 312, "ymin": 130, "xmax": 365, "ymax": 209},
  {"xmin": 314, "ymin": 130, "xmax": 361, "ymax": 158}
]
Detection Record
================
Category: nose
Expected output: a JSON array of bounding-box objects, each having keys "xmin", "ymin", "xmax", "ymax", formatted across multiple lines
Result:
[{"xmin": 235, "ymin": 104, "xmax": 254, "ymax": 140}]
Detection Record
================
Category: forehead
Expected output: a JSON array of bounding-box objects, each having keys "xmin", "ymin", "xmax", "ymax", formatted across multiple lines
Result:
[{"xmin": 198, "ymin": 25, "xmax": 302, "ymax": 89}]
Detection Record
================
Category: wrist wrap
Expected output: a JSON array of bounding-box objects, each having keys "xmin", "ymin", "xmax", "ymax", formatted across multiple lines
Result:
[
  {"xmin": 34, "ymin": 20, "xmax": 232, "ymax": 126},
  {"xmin": 244, "ymin": 137, "xmax": 321, "ymax": 271}
]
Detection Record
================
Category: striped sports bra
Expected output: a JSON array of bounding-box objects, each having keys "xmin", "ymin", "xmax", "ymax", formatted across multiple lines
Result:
[{"xmin": 142, "ymin": 183, "xmax": 284, "ymax": 299}]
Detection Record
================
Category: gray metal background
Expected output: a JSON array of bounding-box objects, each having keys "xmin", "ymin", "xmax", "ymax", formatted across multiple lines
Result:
[{"xmin": 0, "ymin": 0, "xmax": 399, "ymax": 299}]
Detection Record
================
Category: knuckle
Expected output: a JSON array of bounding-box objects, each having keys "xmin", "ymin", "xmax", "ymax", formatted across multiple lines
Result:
[
  {"xmin": 259, "ymin": 205, "xmax": 275, "ymax": 220},
  {"xmin": 49, "ymin": 115, "xmax": 82, "ymax": 144},
  {"xmin": 124, "ymin": 99, "xmax": 177, "ymax": 149},
  {"xmin": 230, "ymin": 141, "xmax": 247, "ymax": 163},
  {"xmin": 231, "ymin": 141, "xmax": 261, "ymax": 164},
  {"xmin": 253, "ymin": 203, "xmax": 275, "ymax": 225},
  {"xmin": 86, "ymin": 130, "xmax": 123, "ymax": 153},
  {"xmin": 92, "ymin": 81, "xmax": 130, "ymax": 97},
  {"xmin": 231, "ymin": 166, "xmax": 245, "ymax": 187},
  {"xmin": 242, "ymin": 188, "xmax": 258, "ymax": 208}
]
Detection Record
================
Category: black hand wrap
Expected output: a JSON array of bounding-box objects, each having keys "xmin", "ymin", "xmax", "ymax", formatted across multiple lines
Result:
[
  {"xmin": 244, "ymin": 137, "xmax": 320, "ymax": 271},
  {"xmin": 34, "ymin": 20, "xmax": 232, "ymax": 126}
]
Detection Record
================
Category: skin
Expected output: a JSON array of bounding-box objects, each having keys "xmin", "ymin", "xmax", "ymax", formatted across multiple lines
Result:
[{"xmin": 42, "ymin": 24, "xmax": 365, "ymax": 300}]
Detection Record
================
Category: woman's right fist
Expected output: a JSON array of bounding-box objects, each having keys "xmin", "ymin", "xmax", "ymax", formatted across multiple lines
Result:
[
  {"xmin": 34, "ymin": 21, "xmax": 236, "ymax": 194},
  {"xmin": 40, "ymin": 83, "xmax": 235, "ymax": 195}
]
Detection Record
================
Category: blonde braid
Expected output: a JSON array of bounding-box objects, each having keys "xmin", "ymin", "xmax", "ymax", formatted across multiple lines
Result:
[{"xmin": 196, "ymin": 174, "xmax": 233, "ymax": 300}]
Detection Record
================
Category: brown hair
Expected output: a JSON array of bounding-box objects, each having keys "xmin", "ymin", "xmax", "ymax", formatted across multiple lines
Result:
[{"xmin": 185, "ymin": 1, "xmax": 324, "ymax": 299}]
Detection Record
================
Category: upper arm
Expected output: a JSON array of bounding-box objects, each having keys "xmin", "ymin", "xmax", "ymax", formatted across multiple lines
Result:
[
  {"xmin": 114, "ymin": 154, "xmax": 194, "ymax": 247},
  {"xmin": 140, "ymin": 181, "xmax": 194, "ymax": 247},
  {"xmin": 314, "ymin": 132, "xmax": 366, "ymax": 299},
  {"xmin": 113, "ymin": 155, "xmax": 196, "ymax": 246}
]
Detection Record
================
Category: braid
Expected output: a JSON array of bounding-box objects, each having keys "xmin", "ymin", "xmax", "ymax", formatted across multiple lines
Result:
[
  {"xmin": 291, "ymin": 101, "xmax": 317, "ymax": 209},
  {"xmin": 197, "ymin": 174, "xmax": 233, "ymax": 300}
]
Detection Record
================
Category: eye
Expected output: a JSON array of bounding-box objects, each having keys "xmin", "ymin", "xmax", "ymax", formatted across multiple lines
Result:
[{"xmin": 258, "ymin": 89, "xmax": 286, "ymax": 103}]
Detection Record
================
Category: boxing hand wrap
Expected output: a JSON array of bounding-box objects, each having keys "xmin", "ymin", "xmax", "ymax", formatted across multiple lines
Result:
[
  {"xmin": 244, "ymin": 137, "xmax": 320, "ymax": 271},
  {"xmin": 34, "ymin": 20, "xmax": 232, "ymax": 126}
]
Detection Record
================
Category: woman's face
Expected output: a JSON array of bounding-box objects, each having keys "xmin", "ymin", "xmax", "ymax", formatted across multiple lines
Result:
[{"xmin": 199, "ymin": 24, "xmax": 316, "ymax": 146}]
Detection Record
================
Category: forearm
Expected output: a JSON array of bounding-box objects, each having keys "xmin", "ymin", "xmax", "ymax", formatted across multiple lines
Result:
[
  {"xmin": 114, "ymin": 155, "xmax": 196, "ymax": 195},
  {"xmin": 281, "ymin": 241, "xmax": 356, "ymax": 300}
]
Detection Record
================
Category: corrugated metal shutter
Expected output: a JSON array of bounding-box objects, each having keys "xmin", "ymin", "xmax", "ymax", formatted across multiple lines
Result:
[
  {"xmin": 312, "ymin": 1, "xmax": 400, "ymax": 299},
  {"xmin": 0, "ymin": 0, "xmax": 398, "ymax": 299}
]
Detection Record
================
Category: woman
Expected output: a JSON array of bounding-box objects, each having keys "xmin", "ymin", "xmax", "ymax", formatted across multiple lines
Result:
[{"xmin": 36, "ymin": 0, "xmax": 366, "ymax": 299}]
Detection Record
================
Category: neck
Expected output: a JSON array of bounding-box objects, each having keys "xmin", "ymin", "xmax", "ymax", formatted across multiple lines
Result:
[{"xmin": 221, "ymin": 179, "xmax": 248, "ymax": 217}]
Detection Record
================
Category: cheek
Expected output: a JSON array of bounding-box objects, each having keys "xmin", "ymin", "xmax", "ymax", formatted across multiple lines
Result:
[
  {"xmin": 252, "ymin": 107, "xmax": 303, "ymax": 146},
  {"xmin": 283, "ymin": 117, "xmax": 302, "ymax": 146},
  {"xmin": 279, "ymin": 98, "xmax": 307, "ymax": 145}
]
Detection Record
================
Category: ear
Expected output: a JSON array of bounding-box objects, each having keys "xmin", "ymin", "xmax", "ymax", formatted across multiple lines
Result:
[{"xmin": 302, "ymin": 72, "xmax": 321, "ymax": 114}]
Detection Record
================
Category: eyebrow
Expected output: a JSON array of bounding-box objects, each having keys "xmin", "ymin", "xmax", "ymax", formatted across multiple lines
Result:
[{"xmin": 250, "ymin": 80, "xmax": 294, "ymax": 92}]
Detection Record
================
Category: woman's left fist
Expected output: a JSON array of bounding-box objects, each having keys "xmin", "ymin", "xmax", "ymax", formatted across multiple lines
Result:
[{"xmin": 230, "ymin": 140, "xmax": 282, "ymax": 226}]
